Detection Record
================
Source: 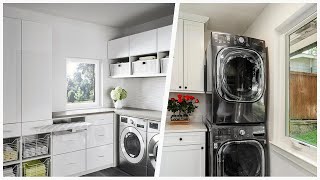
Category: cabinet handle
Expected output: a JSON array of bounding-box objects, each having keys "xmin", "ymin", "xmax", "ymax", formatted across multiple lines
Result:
[
  {"xmin": 3, "ymin": 130, "xmax": 11, "ymax": 133},
  {"xmin": 98, "ymin": 134, "xmax": 105, "ymax": 137},
  {"xmin": 142, "ymin": 62, "xmax": 146, "ymax": 64},
  {"xmin": 201, "ymin": 147, "xmax": 204, "ymax": 150},
  {"xmin": 179, "ymin": 138, "xmax": 182, "ymax": 141},
  {"xmin": 185, "ymin": 86, "xmax": 187, "ymax": 89},
  {"xmin": 118, "ymin": 64, "xmax": 121, "ymax": 67},
  {"xmin": 179, "ymin": 86, "xmax": 181, "ymax": 89},
  {"xmin": 98, "ymin": 155, "xmax": 105, "ymax": 157}
]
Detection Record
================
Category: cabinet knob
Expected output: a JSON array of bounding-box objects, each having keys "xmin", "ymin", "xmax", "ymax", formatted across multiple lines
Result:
[
  {"xmin": 179, "ymin": 138, "xmax": 182, "ymax": 141},
  {"xmin": 201, "ymin": 147, "xmax": 204, "ymax": 150},
  {"xmin": 142, "ymin": 62, "xmax": 146, "ymax": 64},
  {"xmin": 185, "ymin": 86, "xmax": 187, "ymax": 89},
  {"xmin": 179, "ymin": 86, "xmax": 181, "ymax": 89}
]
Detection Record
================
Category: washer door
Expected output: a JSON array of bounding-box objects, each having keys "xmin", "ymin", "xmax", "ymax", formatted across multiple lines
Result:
[
  {"xmin": 217, "ymin": 140, "xmax": 265, "ymax": 176},
  {"xmin": 120, "ymin": 127, "xmax": 145, "ymax": 164},
  {"xmin": 148, "ymin": 134, "xmax": 159, "ymax": 168},
  {"xmin": 216, "ymin": 47, "xmax": 265, "ymax": 102}
]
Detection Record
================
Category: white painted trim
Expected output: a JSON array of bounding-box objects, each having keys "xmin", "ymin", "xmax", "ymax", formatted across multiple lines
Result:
[
  {"xmin": 179, "ymin": 12, "xmax": 209, "ymax": 23},
  {"xmin": 66, "ymin": 58, "xmax": 101, "ymax": 110}
]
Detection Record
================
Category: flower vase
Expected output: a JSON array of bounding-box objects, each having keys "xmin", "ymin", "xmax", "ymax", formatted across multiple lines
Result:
[{"xmin": 114, "ymin": 100, "xmax": 123, "ymax": 109}]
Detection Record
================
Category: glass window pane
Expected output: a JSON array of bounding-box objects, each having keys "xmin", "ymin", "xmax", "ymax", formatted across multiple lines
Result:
[
  {"xmin": 66, "ymin": 61, "xmax": 96, "ymax": 104},
  {"xmin": 288, "ymin": 18, "xmax": 317, "ymax": 146}
]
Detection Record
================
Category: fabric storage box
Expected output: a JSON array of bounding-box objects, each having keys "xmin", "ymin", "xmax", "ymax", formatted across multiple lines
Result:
[
  {"xmin": 160, "ymin": 58, "xmax": 170, "ymax": 74},
  {"xmin": 110, "ymin": 62, "xmax": 130, "ymax": 76},
  {"xmin": 132, "ymin": 59, "xmax": 159, "ymax": 75}
]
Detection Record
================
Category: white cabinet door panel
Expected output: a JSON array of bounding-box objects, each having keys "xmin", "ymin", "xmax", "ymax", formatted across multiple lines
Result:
[
  {"xmin": 87, "ymin": 144, "xmax": 114, "ymax": 170},
  {"xmin": 22, "ymin": 20, "xmax": 52, "ymax": 122},
  {"xmin": 52, "ymin": 150, "xmax": 86, "ymax": 176},
  {"xmin": 53, "ymin": 131, "xmax": 86, "ymax": 155},
  {"xmin": 85, "ymin": 113, "xmax": 114, "ymax": 125},
  {"xmin": 157, "ymin": 25, "xmax": 172, "ymax": 52},
  {"xmin": 87, "ymin": 124, "xmax": 113, "ymax": 148},
  {"xmin": 170, "ymin": 19, "xmax": 184, "ymax": 91},
  {"xmin": 108, "ymin": 36, "xmax": 129, "ymax": 59},
  {"xmin": 129, "ymin": 29, "xmax": 157, "ymax": 56},
  {"xmin": 183, "ymin": 20, "xmax": 205, "ymax": 92},
  {"xmin": 3, "ymin": 123, "xmax": 21, "ymax": 138},
  {"xmin": 3, "ymin": 17, "xmax": 21, "ymax": 125},
  {"xmin": 163, "ymin": 132, "xmax": 206, "ymax": 146},
  {"xmin": 160, "ymin": 144, "xmax": 205, "ymax": 177}
]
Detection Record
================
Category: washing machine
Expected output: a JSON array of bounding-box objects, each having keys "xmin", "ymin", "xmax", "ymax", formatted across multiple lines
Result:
[
  {"xmin": 206, "ymin": 32, "xmax": 267, "ymax": 124},
  {"xmin": 208, "ymin": 124, "xmax": 269, "ymax": 176},
  {"xmin": 119, "ymin": 116, "xmax": 147, "ymax": 176},
  {"xmin": 147, "ymin": 120, "xmax": 160, "ymax": 176}
]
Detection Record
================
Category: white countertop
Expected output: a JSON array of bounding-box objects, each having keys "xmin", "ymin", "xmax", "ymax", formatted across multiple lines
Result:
[{"xmin": 165, "ymin": 122, "xmax": 207, "ymax": 133}]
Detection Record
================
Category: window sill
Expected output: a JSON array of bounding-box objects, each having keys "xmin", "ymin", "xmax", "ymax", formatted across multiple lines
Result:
[{"xmin": 269, "ymin": 141, "xmax": 317, "ymax": 175}]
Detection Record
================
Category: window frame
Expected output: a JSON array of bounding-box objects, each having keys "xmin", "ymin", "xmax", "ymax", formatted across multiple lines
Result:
[
  {"xmin": 271, "ymin": 12, "xmax": 317, "ymax": 174},
  {"xmin": 66, "ymin": 58, "xmax": 101, "ymax": 110}
]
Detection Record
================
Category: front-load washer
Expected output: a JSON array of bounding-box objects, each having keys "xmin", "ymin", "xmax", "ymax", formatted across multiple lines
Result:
[
  {"xmin": 147, "ymin": 120, "xmax": 160, "ymax": 176},
  {"xmin": 206, "ymin": 32, "xmax": 267, "ymax": 124},
  {"xmin": 119, "ymin": 116, "xmax": 147, "ymax": 176},
  {"xmin": 208, "ymin": 124, "xmax": 269, "ymax": 176}
]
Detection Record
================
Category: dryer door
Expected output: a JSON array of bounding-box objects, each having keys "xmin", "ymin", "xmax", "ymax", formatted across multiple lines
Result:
[
  {"xmin": 216, "ymin": 47, "xmax": 265, "ymax": 102},
  {"xmin": 120, "ymin": 127, "xmax": 145, "ymax": 164},
  {"xmin": 217, "ymin": 140, "xmax": 265, "ymax": 176},
  {"xmin": 148, "ymin": 134, "xmax": 159, "ymax": 169}
]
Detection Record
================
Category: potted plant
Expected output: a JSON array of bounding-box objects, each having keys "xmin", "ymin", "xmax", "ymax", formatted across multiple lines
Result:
[
  {"xmin": 167, "ymin": 94, "xmax": 199, "ymax": 123},
  {"xmin": 110, "ymin": 86, "xmax": 127, "ymax": 109}
]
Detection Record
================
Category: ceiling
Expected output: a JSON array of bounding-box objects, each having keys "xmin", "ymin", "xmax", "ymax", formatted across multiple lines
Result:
[
  {"xmin": 180, "ymin": 3, "xmax": 268, "ymax": 34},
  {"xmin": 5, "ymin": 3, "xmax": 174, "ymax": 28}
]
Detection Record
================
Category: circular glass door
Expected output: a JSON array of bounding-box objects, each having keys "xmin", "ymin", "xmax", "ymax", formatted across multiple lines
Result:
[
  {"xmin": 216, "ymin": 47, "xmax": 265, "ymax": 102},
  {"xmin": 121, "ymin": 127, "xmax": 145, "ymax": 164},
  {"xmin": 217, "ymin": 140, "xmax": 265, "ymax": 176},
  {"xmin": 148, "ymin": 134, "xmax": 159, "ymax": 168}
]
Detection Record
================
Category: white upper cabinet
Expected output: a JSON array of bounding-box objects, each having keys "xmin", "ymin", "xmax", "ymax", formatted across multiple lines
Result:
[
  {"xmin": 183, "ymin": 20, "xmax": 205, "ymax": 92},
  {"xmin": 108, "ymin": 36, "xmax": 129, "ymax": 59},
  {"xmin": 3, "ymin": 17, "xmax": 22, "ymax": 125},
  {"xmin": 129, "ymin": 29, "xmax": 157, "ymax": 56},
  {"xmin": 22, "ymin": 20, "xmax": 52, "ymax": 122},
  {"xmin": 171, "ymin": 20, "xmax": 184, "ymax": 91},
  {"xmin": 157, "ymin": 25, "xmax": 172, "ymax": 52}
]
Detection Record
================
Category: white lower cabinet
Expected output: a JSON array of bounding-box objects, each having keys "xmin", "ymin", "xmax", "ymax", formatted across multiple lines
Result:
[
  {"xmin": 52, "ymin": 150, "xmax": 86, "ymax": 176},
  {"xmin": 87, "ymin": 144, "xmax": 113, "ymax": 171},
  {"xmin": 87, "ymin": 124, "xmax": 113, "ymax": 148},
  {"xmin": 3, "ymin": 123, "xmax": 21, "ymax": 138},
  {"xmin": 160, "ymin": 131, "xmax": 206, "ymax": 177},
  {"xmin": 53, "ymin": 131, "xmax": 86, "ymax": 155}
]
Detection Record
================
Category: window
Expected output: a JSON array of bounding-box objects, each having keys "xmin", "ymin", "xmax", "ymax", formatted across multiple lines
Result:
[
  {"xmin": 66, "ymin": 58, "xmax": 100, "ymax": 109},
  {"xmin": 287, "ymin": 18, "xmax": 317, "ymax": 147}
]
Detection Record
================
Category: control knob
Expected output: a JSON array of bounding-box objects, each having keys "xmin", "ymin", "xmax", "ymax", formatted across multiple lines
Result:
[
  {"xmin": 239, "ymin": 129, "xmax": 246, "ymax": 136},
  {"xmin": 238, "ymin": 36, "xmax": 245, "ymax": 44}
]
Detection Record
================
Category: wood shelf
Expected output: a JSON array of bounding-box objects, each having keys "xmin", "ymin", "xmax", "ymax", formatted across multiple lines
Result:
[{"xmin": 110, "ymin": 73, "xmax": 167, "ymax": 78}]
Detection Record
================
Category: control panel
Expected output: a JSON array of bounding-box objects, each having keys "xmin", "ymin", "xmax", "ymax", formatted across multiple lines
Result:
[
  {"xmin": 211, "ymin": 32, "xmax": 265, "ymax": 52},
  {"xmin": 212, "ymin": 125, "xmax": 265, "ymax": 141},
  {"xmin": 120, "ymin": 116, "xmax": 147, "ymax": 131}
]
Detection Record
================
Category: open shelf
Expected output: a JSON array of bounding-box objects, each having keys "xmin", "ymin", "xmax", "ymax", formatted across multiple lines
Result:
[
  {"xmin": 3, "ymin": 163, "xmax": 20, "ymax": 177},
  {"xmin": 22, "ymin": 133, "xmax": 50, "ymax": 160},
  {"xmin": 3, "ymin": 137, "xmax": 20, "ymax": 163},
  {"xmin": 23, "ymin": 157, "xmax": 50, "ymax": 177},
  {"xmin": 110, "ymin": 73, "xmax": 167, "ymax": 78}
]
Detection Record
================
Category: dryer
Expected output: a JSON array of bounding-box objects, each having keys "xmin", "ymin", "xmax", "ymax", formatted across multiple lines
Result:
[
  {"xmin": 147, "ymin": 120, "xmax": 160, "ymax": 176},
  {"xmin": 119, "ymin": 116, "xmax": 147, "ymax": 176},
  {"xmin": 206, "ymin": 32, "xmax": 267, "ymax": 124},
  {"xmin": 208, "ymin": 124, "xmax": 269, "ymax": 176}
]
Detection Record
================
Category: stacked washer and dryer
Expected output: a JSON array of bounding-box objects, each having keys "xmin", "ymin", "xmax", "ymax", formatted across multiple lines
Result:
[
  {"xmin": 205, "ymin": 32, "xmax": 269, "ymax": 176},
  {"xmin": 118, "ymin": 116, "xmax": 160, "ymax": 176}
]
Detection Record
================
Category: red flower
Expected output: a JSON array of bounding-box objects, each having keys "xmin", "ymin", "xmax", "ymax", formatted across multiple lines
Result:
[
  {"xmin": 195, "ymin": 99, "xmax": 199, "ymax": 103},
  {"xmin": 170, "ymin": 98, "xmax": 176, "ymax": 101},
  {"xmin": 178, "ymin": 98, "xmax": 183, "ymax": 103},
  {"xmin": 190, "ymin": 96, "xmax": 195, "ymax": 100},
  {"xmin": 177, "ymin": 94, "xmax": 183, "ymax": 99},
  {"xmin": 184, "ymin": 95, "xmax": 190, "ymax": 101}
]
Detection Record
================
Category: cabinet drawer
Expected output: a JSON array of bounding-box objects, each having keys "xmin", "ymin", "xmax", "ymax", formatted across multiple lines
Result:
[
  {"xmin": 87, "ymin": 124, "xmax": 113, "ymax": 148},
  {"xmin": 52, "ymin": 150, "xmax": 85, "ymax": 176},
  {"xmin": 87, "ymin": 144, "xmax": 114, "ymax": 170},
  {"xmin": 4, "ymin": 123, "xmax": 21, "ymax": 138},
  {"xmin": 163, "ymin": 132, "xmax": 205, "ymax": 146},
  {"xmin": 22, "ymin": 120, "xmax": 53, "ymax": 136},
  {"xmin": 53, "ymin": 131, "xmax": 86, "ymax": 155},
  {"xmin": 85, "ymin": 113, "xmax": 114, "ymax": 125}
]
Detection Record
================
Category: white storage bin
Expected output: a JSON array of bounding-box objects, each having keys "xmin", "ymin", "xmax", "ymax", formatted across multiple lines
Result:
[
  {"xmin": 110, "ymin": 62, "xmax": 130, "ymax": 76},
  {"xmin": 160, "ymin": 58, "xmax": 170, "ymax": 74},
  {"xmin": 132, "ymin": 59, "xmax": 159, "ymax": 75}
]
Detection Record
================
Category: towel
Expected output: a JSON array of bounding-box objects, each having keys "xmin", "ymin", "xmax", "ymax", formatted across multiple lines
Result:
[{"xmin": 138, "ymin": 56, "xmax": 156, "ymax": 60}]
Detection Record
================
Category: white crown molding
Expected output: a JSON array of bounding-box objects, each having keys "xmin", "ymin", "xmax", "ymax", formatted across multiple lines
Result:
[{"xmin": 179, "ymin": 12, "xmax": 209, "ymax": 24}]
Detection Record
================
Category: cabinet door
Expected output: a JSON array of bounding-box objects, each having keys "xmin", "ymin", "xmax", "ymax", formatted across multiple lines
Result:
[
  {"xmin": 160, "ymin": 144, "xmax": 205, "ymax": 177},
  {"xmin": 3, "ymin": 17, "xmax": 21, "ymax": 124},
  {"xmin": 87, "ymin": 144, "xmax": 114, "ymax": 170},
  {"xmin": 170, "ymin": 19, "xmax": 184, "ymax": 91},
  {"xmin": 157, "ymin": 25, "xmax": 172, "ymax": 52},
  {"xmin": 183, "ymin": 20, "xmax": 205, "ymax": 92},
  {"xmin": 108, "ymin": 36, "xmax": 129, "ymax": 59},
  {"xmin": 129, "ymin": 29, "xmax": 157, "ymax": 56},
  {"xmin": 22, "ymin": 21, "xmax": 52, "ymax": 122},
  {"xmin": 87, "ymin": 124, "xmax": 113, "ymax": 148}
]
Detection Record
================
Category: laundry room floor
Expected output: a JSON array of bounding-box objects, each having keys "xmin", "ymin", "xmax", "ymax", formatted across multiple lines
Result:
[{"xmin": 82, "ymin": 167, "xmax": 131, "ymax": 177}]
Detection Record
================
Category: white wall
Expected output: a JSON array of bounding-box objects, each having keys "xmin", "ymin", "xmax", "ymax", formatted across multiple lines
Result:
[
  {"xmin": 4, "ymin": 6, "xmax": 122, "ymax": 112},
  {"xmin": 243, "ymin": 3, "xmax": 316, "ymax": 176}
]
